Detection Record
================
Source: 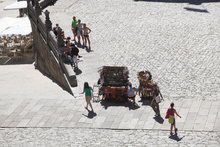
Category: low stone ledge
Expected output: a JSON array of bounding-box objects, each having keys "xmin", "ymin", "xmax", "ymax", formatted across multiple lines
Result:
[{"xmin": 64, "ymin": 64, "xmax": 77, "ymax": 87}]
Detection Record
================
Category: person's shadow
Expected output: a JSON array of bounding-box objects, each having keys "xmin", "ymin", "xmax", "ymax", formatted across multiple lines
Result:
[
  {"xmin": 74, "ymin": 67, "xmax": 82, "ymax": 75},
  {"xmin": 169, "ymin": 133, "xmax": 185, "ymax": 142},
  {"xmin": 82, "ymin": 110, "xmax": 97, "ymax": 119},
  {"xmin": 153, "ymin": 115, "xmax": 164, "ymax": 124}
]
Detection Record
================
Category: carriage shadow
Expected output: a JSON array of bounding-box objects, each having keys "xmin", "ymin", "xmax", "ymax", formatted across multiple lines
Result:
[
  {"xmin": 138, "ymin": 97, "xmax": 152, "ymax": 106},
  {"xmin": 100, "ymin": 100, "xmax": 140, "ymax": 110}
]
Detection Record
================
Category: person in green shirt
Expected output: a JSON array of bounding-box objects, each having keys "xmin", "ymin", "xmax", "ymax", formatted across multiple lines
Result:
[
  {"xmin": 71, "ymin": 16, "xmax": 78, "ymax": 41},
  {"xmin": 80, "ymin": 82, "xmax": 94, "ymax": 112}
]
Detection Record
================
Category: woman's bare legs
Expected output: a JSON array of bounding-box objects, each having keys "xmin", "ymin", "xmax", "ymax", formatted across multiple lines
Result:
[
  {"xmin": 170, "ymin": 124, "xmax": 174, "ymax": 134},
  {"xmin": 88, "ymin": 101, "xmax": 94, "ymax": 111},
  {"xmin": 84, "ymin": 37, "xmax": 87, "ymax": 47},
  {"xmin": 86, "ymin": 98, "xmax": 93, "ymax": 111},
  {"xmin": 87, "ymin": 37, "xmax": 91, "ymax": 48}
]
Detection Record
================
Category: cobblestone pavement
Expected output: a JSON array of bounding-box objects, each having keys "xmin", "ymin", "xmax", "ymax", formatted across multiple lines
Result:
[
  {"xmin": 47, "ymin": 0, "xmax": 220, "ymax": 100},
  {"xmin": 0, "ymin": 128, "xmax": 220, "ymax": 147}
]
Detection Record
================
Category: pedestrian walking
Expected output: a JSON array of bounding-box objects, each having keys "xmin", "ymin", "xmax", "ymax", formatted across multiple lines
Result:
[
  {"xmin": 82, "ymin": 24, "xmax": 91, "ymax": 49},
  {"xmin": 151, "ymin": 84, "xmax": 163, "ymax": 116},
  {"xmin": 76, "ymin": 19, "xmax": 84, "ymax": 45},
  {"xmin": 71, "ymin": 16, "xmax": 78, "ymax": 41},
  {"xmin": 165, "ymin": 102, "xmax": 181, "ymax": 135},
  {"xmin": 80, "ymin": 82, "xmax": 94, "ymax": 112}
]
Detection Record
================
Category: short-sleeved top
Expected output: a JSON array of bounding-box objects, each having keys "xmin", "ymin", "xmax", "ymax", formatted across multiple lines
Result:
[
  {"xmin": 168, "ymin": 108, "xmax": 175, "ymax": 116},
  {"xmin": 84, "ymin": 87, "xmax": 92, "ymax": 96},
  {"xmin": 72, "ymin": 20, "xmax": 78, "ymax": 28},
  {"xmin": 76, "ymin": 23, "xmax": 83, "ymax": 31},
  {"xmin": 127, "ymin": 87, "xmax": 135, "ymax": 97}
]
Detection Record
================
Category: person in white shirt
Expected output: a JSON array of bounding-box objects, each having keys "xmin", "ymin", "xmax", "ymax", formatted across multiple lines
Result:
[{"xmin": 127, "ymin": 83, "xmax": 136, "ymax": 103}]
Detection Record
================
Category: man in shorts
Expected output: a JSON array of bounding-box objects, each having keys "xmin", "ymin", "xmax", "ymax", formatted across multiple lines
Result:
[
  {"xmin": 71, "ymin": 16, "xmax": 78, "ymax": 41},
  {"xmin": 83, "ymin": 24, "xmax": 91, "ymax": 49}
]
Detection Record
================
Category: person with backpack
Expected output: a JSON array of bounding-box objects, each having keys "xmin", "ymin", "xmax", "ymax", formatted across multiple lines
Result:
[
  {"xmin": 165, "ymin": 102, "xmax": 181, "ymax": 135},
  {"xmin": 80, "ymin": 82, "xmax": 94, "ymax": 112}
]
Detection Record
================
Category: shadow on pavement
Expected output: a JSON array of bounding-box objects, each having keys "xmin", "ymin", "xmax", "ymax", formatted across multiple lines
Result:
[
  {"xmin": 133, "ymin": 0, "xmax": 220, "ymax": 5},
  {"xmin": 169, "ymin": 133, "xmax": 185, "ymax": 142},
  {"xmin": 74, "ymin": 67, "xmax": 82, "ymax": 75},
  {"xmin": 153, "ymin": 115, "xmax": 164, "ymax": 124},
  {"xmin": 184, "ymin": 7, "xmax": 209, "ymax": 13},
  {"xmin": 100, "ymin": 100, "xmax": 140, "ymax": 110},
  {"xmin": 139, "ymin": 99, "xmax": 151, "ymax": 106},
  {"xmin": 85, "ymin": 46, "xmax": 93, "ymax": 53},
  {"xmin": 82, "ymin": 110, "xmax": 97, "ymax": 119}
]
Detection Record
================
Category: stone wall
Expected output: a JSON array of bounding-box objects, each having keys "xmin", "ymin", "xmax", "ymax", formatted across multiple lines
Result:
[{"xmin": 27, "ymin": 0, "xmax": 77, "ymax": 95}]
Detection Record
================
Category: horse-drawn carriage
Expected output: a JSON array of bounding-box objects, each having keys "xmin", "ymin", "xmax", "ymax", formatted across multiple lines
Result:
[
  {"xmin": 96, "ymin": 67, "xmax": 162, "ymax": 103},
  {"xmin": 98, "ymin": 66, "xmax": 129, "ymax": 102}
]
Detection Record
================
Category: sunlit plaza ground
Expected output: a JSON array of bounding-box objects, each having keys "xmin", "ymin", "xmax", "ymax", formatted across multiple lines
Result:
[{"xmin": 0, "ymin": 0, "xmax": 220, "ymax": 146}]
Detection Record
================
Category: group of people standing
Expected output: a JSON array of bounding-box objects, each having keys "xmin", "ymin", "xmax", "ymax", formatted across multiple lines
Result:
[
  {"xmin": 52, "ymin": 16, "xmax": 92, "ymax": 69},
  {"xmin": 71, "ymin": 16, "xmax": 91, "ymax": 49}
]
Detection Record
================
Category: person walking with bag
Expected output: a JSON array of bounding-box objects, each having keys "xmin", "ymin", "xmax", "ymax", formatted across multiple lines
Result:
[
  {"xmin": 80, "ymin": 82, "xmax": 94, "ymax": 112},
  {"xmin": 151, "ymin": 84, "xmax": 163, "ymax": 116},
  {"xmin": 165, "ymin": 102, "xmax": 181, "ymax": 135}
]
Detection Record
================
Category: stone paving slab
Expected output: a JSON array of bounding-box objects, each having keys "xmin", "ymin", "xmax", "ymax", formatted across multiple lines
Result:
[{"xmin": 0, "ymin": 97, "xmax": 219, "ymax": 132}]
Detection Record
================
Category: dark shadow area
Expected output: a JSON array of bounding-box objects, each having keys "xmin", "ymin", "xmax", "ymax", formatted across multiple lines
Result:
[
  {"xmin": 34, "ymin": 65, "xmax": 73, "ymax": 95},
  {"xmin": 74, "ymin": 67, "xmax": 82, "ymax": 75},
  {"xmin": 82, "ymin": 110, "xmax": 97, "ymax": 119},
  {"xmin": 75, "ymin": 42, "xmax": 82, "ymax": 48},
  {"xmin": 153, "ymin": 115, "xmax": 164, "ymax": 124},
  {"xmin": 0, "ymin": 53, "xmax": 35, "ymax": 65},
  {"xmin": 169, "ymin": 133, "xmax": 185, "ymax": 142},
  {"xmin": 100, "ymin": 100, "xmax": 140, "ymax": 110},
  {"xmin": 184, "ymin": 7, "xmax": 209, "ymax": 13},
  {"xmin": 139, "ymin": 98, "xmax": 152, "ymax": 106},
  {"xmin": 85, "ymin": 46, "xmax": 93, "ymax": 53},
  {"xmin": 139, "ymin": 98, "xmax": 161, "ymax": 117},
  {"xmin": 40, "ymin": 0, "xmax": 58, "ymax": 10},
  {"xmin": 134, "ymin": 0, "xmax": 220, "ymax": 5}
]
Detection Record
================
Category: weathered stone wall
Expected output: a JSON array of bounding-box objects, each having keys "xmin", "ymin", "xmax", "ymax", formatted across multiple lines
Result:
[{"xmin": 27, "ymin": 0, "xmax": 77, "ymax": 95}]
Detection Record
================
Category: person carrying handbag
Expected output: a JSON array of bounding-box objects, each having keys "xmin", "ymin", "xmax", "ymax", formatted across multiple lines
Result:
[
  {"xmin": 151, "ymin": 84, "xmax": 164, "ymax": 116},
  {"xmin": 165, "ymin": 102, "xmax": 181, "ymax": 135}
]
